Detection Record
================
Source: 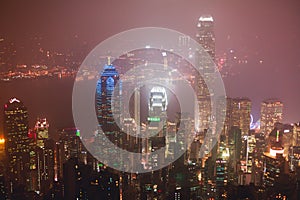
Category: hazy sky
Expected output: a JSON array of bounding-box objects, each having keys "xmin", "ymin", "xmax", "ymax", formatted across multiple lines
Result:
[{"xmin": 1, "ymin": 0, "xmax": 300, "ymax": 123}]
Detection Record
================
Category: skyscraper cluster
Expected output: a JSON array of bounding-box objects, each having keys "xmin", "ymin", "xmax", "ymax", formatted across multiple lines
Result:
[
  {"xmin": 1, "ymin": 98, "xmax": 120, "ymax": 199},
  {"xmin": 191, "ymin": 16, "xmax": 299, "ymax": 199},
  {"xmin": 0, "ymin": 14, "xmax": 300, "ymax": 200}
]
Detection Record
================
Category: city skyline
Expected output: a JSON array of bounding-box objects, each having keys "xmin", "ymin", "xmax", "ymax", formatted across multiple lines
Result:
[
  {"xmin": 0, "ymin": 1, "xmax": 299, "ymax": 123},
  {"xmin": 0, "ymin": 1, "xmax": 300, "ymax": 199}
]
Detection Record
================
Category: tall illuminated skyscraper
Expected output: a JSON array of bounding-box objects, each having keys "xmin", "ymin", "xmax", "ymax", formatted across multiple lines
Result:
[
  {"xmin": 3, "ymin": 98, "xmax": 30, "ymax": 192},
  {"xmin": 195, "ymin": 15, "xmax": 216, "ymax": 132},
  {"xmin": 229, "ymin": 97, "xmax": 252, "ymax": 138},
  {"xmin": 138, "ymin": 86, "xmax": 168, "ymax": 199},
  {"xmin": 23, "ymin": 117, "xmax": 54, "ymax": 194},
  {"xmin": 196, "ymin": 15, "xmax": 215, "ymax": 61},
  {"xmin": 224, "ymin": 98, "xmax": 251, "ymax": 176},
  {"xmin": 96, "ymin": 62, "xmax": 121, "ymax": 135},
  {"xmin": 147, "ymin": 86, "xmax": 168, "ymax": 169},
  {"xmin": 260, "ymin": 99, "xmax": 283, "ymax": 137}
]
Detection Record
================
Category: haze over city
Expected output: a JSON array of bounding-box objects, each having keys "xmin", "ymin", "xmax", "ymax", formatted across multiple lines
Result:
[
  {"xmin": 1, "ymin": 1, "xmax": 300, "ymax": 199},
  {"xmin": 0, "ymin": 0, "xmax": 300, "ymax": 124}
]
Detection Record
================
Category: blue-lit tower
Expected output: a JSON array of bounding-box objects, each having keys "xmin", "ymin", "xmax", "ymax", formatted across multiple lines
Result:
[{"xmin": 96, "ymin": 62, "xmax": 121, "ymax": 137}]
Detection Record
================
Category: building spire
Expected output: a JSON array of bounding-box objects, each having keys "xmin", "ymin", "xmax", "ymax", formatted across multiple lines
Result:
[{"xmin": 107, "ymin": 56, "xmax": 111, "ymax": 65}]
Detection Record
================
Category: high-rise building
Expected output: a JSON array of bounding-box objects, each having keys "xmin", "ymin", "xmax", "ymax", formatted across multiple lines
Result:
[
  {"xmin": 292, "ymin": 122, "xmax": 300, "ymax": 146},
  {"xmin": 56, "ymin": 128, "xmax": 86, "ymax": 180},
  {"xmin": 94, "ymin": 61, "xmax": 126, "ymax": 173},
  {"xmin": 148, "ymin": 86, "xmax": 167, "ymax": 169},
  {"xmin": 34, "ymin": 118, "xmax": 49, "ymax": 149},
  {"xmin": 245, "ymin": 135, "xmax": 256, "ymax": 173},
  {"xmin": 224, "ymin": 98, "xmax": 251, "ymax": 167},
  {"xmin": 96, "ymin": 63, "xmax": 121, "ymax": 131},
  {"xmin": 196, "ymin": 15, "xmax": 215, "ymax": 61},
  {"xmin": 3, "ymin": 97, "xmax": 31, "ymax": 193},
  {"xmin": 267, "ymin": 123, "xmax": 293, "ymax": 157},
  {"xmin": 195, "ymin": 15, "xmax": 216, "ymax": 133},
  {"xmin": 24, "ymin": 117, "xmax": 55, "ymax": 194},
  {"xmin": 209, "ymin": 97, "xmax": 251, "ymax": 188},
  {"xmin": 260, "ymin": 99, "xmax": 283, "ymax": 137},
  {"xmin": 227, "ymin": 127, "xmax": 242, "ymax": 184},
  {"xmin": 0, "ymin": 137, "xmax": 7, "ymax": 199},
  {"xmin": 33, "ymin": 139, "xmax": 55, "ymax": 194},
  {"xmin": 289, "ymin": 146, "xmax": 300, "ymax": 171},
  {"xmin": 229, "ymin": 98, "xmax": 252, "ymax": 138},
  {"xmin": 263, "ymin": 152, "xmax": 287, "ymax": 188},
  {"xmin": 215, "ymin": 158, "xmax": 228, "ymax": 199},
  {"xmin": 95, "ymin": 63, "xmax": 126, "ymax": 165},
  {"xmin": 263, "ymin": 127, "xmax": 289, "ymax": 189},
  {"xmin": 222, "ymin": 98, "xmax": 251, "ymax": 137}
]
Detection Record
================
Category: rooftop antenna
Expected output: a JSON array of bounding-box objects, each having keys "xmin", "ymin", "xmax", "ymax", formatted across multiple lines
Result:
[{"xmin": 276, "ymin": 130, "xmax": 280, "ymax": 142}]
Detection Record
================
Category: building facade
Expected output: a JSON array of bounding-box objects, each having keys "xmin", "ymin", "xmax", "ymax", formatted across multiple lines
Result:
[{"xmin": 260, "ymin": 99, "xmax": 283, "ymax": 137}]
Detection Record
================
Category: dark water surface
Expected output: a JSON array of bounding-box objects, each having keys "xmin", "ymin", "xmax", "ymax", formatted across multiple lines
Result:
[{"xmin": 0, "ymin": 78, "xmax": 75, "ymax": 139}]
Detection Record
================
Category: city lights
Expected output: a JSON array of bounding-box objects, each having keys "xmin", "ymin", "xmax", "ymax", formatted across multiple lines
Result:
[{"xmin": 0, "ymin": 1, "xmax": 299, "ymax": 199}]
